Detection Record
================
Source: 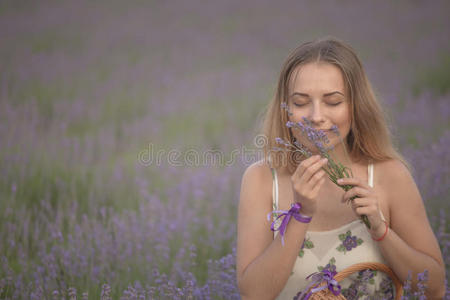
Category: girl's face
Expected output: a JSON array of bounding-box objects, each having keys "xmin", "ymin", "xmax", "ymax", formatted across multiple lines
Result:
[{"xmin": 287, "ymin": 62, "xmax": 351, "ymax": 154}]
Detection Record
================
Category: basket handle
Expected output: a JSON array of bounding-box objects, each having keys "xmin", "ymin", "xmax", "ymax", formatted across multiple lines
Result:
[{"xmin": 333, "ymin": 262, "xmax": 403, "ymax": 300}]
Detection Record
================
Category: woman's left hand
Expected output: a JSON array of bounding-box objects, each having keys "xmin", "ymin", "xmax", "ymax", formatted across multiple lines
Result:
[{"xmin": 337, "ymin": 177, "xmax": 385, "ymax": 234}]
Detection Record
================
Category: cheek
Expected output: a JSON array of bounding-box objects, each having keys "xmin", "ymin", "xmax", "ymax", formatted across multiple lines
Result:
[
  {"xmin": 335, "ymin": 109, "xmax": 351, "ymax": 127},
  {"xmin": 287, "ymin": 108, "xmax": 307, "ymax": 123}
]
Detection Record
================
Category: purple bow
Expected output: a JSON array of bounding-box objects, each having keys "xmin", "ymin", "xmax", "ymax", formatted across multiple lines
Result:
[
  {"xmin": 296, "ymin": 269, "xmax": 342, "ymax": 300},
  {"xmin": 267, "ymin": 202, "xmax": 312, "ymax": 246}
]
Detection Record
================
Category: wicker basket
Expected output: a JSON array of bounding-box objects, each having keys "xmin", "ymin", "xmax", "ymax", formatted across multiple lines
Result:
[{"xmin": 298, "ymin": 262, "xmax": 403, "ymax": 300}]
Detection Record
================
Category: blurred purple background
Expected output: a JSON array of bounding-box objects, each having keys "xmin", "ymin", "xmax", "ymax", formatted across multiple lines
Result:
[{"xmin": 0, "ymin": 0, "xmax": 449, "ymax": 298}]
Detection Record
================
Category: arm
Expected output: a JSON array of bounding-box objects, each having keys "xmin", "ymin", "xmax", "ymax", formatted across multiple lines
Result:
[
  {"xmin": 373, "ymin": 160, "xmax": 446, "ymax": 299},
  {"xmin": 338, "ymin": 159, "xmax": 446, "ymax": 298},
  {"xmin": 236, "ymin": 162, "xmax": 309, "ymax": 300}
]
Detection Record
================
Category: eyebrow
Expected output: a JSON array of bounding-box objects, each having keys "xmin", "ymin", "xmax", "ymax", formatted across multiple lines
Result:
[{"xmin": 290, "ymin": 91, "xmax": 344, "ymax": 98}]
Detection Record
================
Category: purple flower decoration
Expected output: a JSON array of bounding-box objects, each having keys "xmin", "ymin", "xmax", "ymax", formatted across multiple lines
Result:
[
  {"xmin": 359, "ymin": 269, "xmax": 376, "ymax": 282},
  {"xmin": 318, "ymin": 257, "xmax": 337, "ymax": 273},
  {"xmin": 343, "ymin": 235, "xmax": 358, "ymax": 251},
  {"xmin": 341, "ymin": 270, "xmax": 377, "ymax": 300},
  {"xmin": 336, "ymin": 230, "xmax": 363, "ymax": 254},
  {"xmin": 342, "ymin": 285, "xmax": 358, "ymax": 299},
  {"xmin": 341, "ymin": 281, "xmax": 370, "ymax": 300},
  {"xmin": 378, "ymin": 276, "xmax": 394, "ymax": 299}
]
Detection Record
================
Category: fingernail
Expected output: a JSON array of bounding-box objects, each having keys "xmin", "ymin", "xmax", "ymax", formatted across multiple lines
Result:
[{"xmin": 337, "ymin": 179, "xmax": 343, "ymax": 183}]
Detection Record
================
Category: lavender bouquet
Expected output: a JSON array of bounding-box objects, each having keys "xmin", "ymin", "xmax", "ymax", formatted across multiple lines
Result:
[{"xmin": 273, "ymin": 102, "xmax": 371, "ymax": 229}]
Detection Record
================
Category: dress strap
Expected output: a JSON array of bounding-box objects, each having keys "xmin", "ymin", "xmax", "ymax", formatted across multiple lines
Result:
[
  {"xmin": 268, "ymin": 153, "xmax": 279, "ymax": 212},
  {"xmin": 271, "ymin": 168, "xmax": 279, "ymax": 211},
  {"xmin": 368, "ymin": 161, "xmax": 374, "ymax": 188},
  {"xmin": 368, "ymin": 161, "xmax": 386, "ymax": 222}
]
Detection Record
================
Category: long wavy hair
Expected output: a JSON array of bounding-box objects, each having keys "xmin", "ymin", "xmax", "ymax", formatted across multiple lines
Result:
[{"xmin": 259, "ymin": 36, "xmax": 410, "ymax": 175}]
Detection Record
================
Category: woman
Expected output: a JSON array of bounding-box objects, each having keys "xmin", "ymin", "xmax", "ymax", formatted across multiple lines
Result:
[{"xmin": 236, "ymin": 37, "xmax": 445, "ymax": 299}]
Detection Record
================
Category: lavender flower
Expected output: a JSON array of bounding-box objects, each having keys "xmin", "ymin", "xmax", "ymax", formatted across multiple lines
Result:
[
  {"xmin": 401, "ymin": 269, "xmax": 429, "ymax": 299},
  {"xmin": 276, "ymin": 105, "xmax": 370, "ymax": 228},
  {"xmin": 101, "ymin": 284, "xmax": 112, "ymax": 300},
  {"xmin": 68, "ymin": 287, "xmax": 77, "ymax": 300},
  {"xmin": 275, "ymin": 137, "xmax": 284, "ymax": 144},
  {"xmin": 401, "ymin": 271, "xmax": 413, "ymax": 299},
  {"xmin": 52, "ymin": 290, "xmax": 60, "ymax": 300},
  {"xmin": 330, "ymin": 125, "xmax": 340, "ymax": 136},
  {"xmin": 286, "ymin": 121, "xmax": 295, "ymax": 128},
  {"xmin": 281, "ymin": 102, "xmax": 293, "ymax": 116}
]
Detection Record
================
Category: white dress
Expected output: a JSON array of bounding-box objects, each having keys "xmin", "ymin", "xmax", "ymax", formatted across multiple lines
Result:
[{"xmin": 269, "ymin": 159, "xmax": 396, "ymax": 300}]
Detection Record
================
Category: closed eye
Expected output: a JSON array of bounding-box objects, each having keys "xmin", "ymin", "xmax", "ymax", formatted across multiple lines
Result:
[
  {"xmin": 293, "ymin": 103, "xmax": 306, "ymax": 107},
  {"xmin": 293, "ymin": 102, "xmax": 342, "ymax": 107}
]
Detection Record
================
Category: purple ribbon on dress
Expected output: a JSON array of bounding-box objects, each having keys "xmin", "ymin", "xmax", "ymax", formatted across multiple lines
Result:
[
  {"xmin": 267, "ymin": 202, "xmax": 312, "ymax": 246},
  {"xmin": 296, "ymin": 269, "xmax": 342, "ymax": 300}
]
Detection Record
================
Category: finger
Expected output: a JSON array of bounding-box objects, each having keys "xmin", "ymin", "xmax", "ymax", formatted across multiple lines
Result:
[
  {"xmin": 351, "ymin": 198, "xmax": 371, "ymax": 210},
  {"xmin": 297, "ymin": 155, "xmax": 320, "ymax": 177},
  {"xmin": 307, "ymin": 167, "xmax": 327, "ymax": 188},
  {"xmin": 342, "ymin": 187, "xmax": 370, "ymax": 203},
  {"xmin": 350, "ymin": 197, "xmax": 371, "ymax": 207},
  {"xmin": 302, "ymin": 157, "xmax": 328, "ymax": 183},
  {"xmin": 355, "ymin": 205, "xmax": 379, "ymax": 217},
  {"xmin": 293, "ymin": 155, "xmax": 314, "ymax": 181}
]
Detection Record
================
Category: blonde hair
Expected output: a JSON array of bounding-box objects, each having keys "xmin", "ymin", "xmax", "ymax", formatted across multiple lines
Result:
[{"xmin": 259, "ymin": 36, "xmax": 410, "ymax": 174}]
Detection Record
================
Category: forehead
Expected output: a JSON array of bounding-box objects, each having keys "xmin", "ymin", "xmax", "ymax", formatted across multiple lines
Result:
[{"xmin": 288, "ymin": 62, "xmax": 346, "ymax": 94}]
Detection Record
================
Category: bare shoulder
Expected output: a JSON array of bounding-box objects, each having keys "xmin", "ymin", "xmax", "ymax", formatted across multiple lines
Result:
[
  {"xmin": 376, "ymin": 158, "xmax": 414, "ymax": 190},
  {"xmin": 379, "ymin": 158, "xmax": 426, "ymax": 227},
  {"xmin": 380, "ymin": 158, "xmax": 411, "ymax": 175},
  {"xmin": 372, "ymin": 158, "xmax": 417, "ymax": 225},
  {"xmin": 239, "ymin": 159, "xmax": 274, "ymax": 207},
  {"xmin": 241, "ymin": 159, "xmax": 273, "ymax": 190}
]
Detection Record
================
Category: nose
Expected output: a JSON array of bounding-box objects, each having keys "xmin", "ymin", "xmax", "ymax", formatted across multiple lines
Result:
[{"xmin": 309, "ymin": 102, "xmax": 325, "ymax": 125}]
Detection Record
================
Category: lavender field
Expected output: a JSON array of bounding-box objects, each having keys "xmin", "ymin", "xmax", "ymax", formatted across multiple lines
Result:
[{"xmin": 0, "ymin": 0, "xmax": 449, "ymax": 299}]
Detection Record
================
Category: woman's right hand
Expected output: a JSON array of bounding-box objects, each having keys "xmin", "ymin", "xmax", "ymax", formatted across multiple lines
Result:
[{"xmin": 290, "ymin": 155, "xmax": 328, "ymax": 217}]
